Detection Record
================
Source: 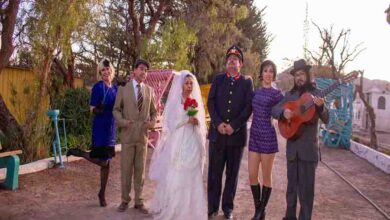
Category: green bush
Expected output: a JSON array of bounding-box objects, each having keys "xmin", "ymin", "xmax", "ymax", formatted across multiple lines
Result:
[{"xmin": 52, "ymin": 88, "xmax": 92, "ymax": 150}]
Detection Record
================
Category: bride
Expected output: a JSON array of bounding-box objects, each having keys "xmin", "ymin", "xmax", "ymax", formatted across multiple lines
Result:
[{"xmin": 149, "ymin": 70, "xmax": 207, "ymax": 220}]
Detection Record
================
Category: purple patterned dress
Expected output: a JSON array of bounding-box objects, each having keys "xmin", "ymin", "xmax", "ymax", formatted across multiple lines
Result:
[{"xmin": 249, "ymin": 87, "xmax": 283, "ymax": 153}]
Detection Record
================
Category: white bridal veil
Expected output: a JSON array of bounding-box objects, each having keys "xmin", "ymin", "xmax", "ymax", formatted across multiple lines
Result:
[{"xmin": 149, "ymin": 70, "xmax": 207, "ymax": 181}]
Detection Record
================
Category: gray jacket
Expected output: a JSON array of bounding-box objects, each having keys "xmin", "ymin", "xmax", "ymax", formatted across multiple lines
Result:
[{"xmin": 272, "ymin": 89, "xmax": 329, "ymax": 162}]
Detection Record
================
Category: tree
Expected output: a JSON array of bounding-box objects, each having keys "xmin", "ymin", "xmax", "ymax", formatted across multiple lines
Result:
[
  {"xmin": 0, "ymin": 0, "xmax": 19, "ymax": 69},
  {"xmin": 233, "ymin": 0, "xmax": 271, "ymax": 61},
  {"xmin": 0, "ymin": 0, "xmax": 23, "ymax": 150},
  {"xmin": 127, "ymin": 0, "xmax": 173, "ymax": 63},
  {"xmin": 183, "ymin": 0, "xmax": 271, "ymax": 84},
  {"xmin": 73, "ymin": 0, "xmax": 178, "ymax": 82},
  {"xmin": 353, "ymin": 70, "xmax": 378, "ymax": 149},
  {"xmin": 74, "ymin": 0, "xmax": 131, "ymax": 80},
  {"xmin": 52, "ymin": 46, "xmax": 76, "ymax": 88},
  {"xmin": 151, "ymin": 19, "xmax": 197, "ymax": 70},
  {"xmin": 70, "ymin": 0, "xmax": 270, "ymax": 85},
  {"xmin": 306, "ymin": 23, "xmax": 365, "ymax": 78},
  {"xmin": 18, "ymin": 0, "xmax": 100, "ymax": 161},
  {"xmin": 72, "ymin": 0, "xmax": 261, "ymax": 84},
  {"xmin": 185, "ymin": 0, "xmax": 249, "ymax": 83},
  {"xmin": 306, "ymin": 23, "xmax": 377, "ymax": 148}
]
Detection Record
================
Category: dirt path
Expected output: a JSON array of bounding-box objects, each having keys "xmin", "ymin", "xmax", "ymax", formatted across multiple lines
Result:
[{"xmin": 1, "ymin": 135, "xmax": 389, "ymax": 220}]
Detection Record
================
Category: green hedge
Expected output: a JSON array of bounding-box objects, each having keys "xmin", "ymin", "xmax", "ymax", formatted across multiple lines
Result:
[{"xmin": 52, "ymin": 88, "xmax": 92, "ymax": 150}]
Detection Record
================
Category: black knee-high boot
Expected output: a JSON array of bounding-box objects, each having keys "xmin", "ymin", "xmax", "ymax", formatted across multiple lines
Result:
[
  {"xmin": 259, "ymin": 186, "xmax": 272, "ymax": 220},
  {"xmin": 250, "ymin": 184, "xmax": 262, "ymax": 220}
]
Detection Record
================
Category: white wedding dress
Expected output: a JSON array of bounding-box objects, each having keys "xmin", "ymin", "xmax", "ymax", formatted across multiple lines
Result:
[{"xmin": 149, "ymin": 70, "xmax": 207, "ymax": 220}]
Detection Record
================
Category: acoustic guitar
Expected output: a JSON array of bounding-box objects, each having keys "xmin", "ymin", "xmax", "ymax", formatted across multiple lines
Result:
[{"xmin": 278, "ymin": 72, "xmax": 358, "ymax": 139}]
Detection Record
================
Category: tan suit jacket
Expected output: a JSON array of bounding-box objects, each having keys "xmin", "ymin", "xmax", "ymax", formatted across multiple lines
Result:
[{"xmin": 113, "ymin": 82, "xmax": 157, "ymax": 145}]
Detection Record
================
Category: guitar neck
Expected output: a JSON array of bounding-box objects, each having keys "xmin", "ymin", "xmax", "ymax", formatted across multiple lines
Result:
[
  {"xmin": 304, "ymin": 80, "xmax": 341, "ymax": 109},
  {"xmin": 318, "ymin": 80, "xmax": 342, "ymax": 98}
]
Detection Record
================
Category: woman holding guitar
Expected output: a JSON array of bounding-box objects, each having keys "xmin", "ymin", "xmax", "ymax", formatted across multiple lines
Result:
[
  {"xmin": 248, "ymin": 60, "xmax": 283, "ymax": 220},
  {"xmin": 272, "ymin": 59, "xmax": 329, "ymax": 220}
]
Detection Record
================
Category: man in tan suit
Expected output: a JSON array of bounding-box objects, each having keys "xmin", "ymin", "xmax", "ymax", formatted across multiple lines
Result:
[{"xmin": 113, "ymin": 59, "xmax": 157, "ymax": 214}]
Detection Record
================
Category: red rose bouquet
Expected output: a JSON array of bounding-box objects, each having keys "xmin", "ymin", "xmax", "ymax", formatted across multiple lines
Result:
[{"xmin": 184, "ymin": 98, "xmax": 198, "ymax": 116}]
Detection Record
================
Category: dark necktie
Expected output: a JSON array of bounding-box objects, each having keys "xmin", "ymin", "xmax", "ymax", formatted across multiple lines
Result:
[{"xmin": 137, "ymin": 84, "xmax": 143, "ymax": 112}]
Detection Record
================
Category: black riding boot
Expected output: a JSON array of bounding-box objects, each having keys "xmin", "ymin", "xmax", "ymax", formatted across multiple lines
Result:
[
  {"xmin": 259, "ymin": 186, "xmax": 272, "ymax": 220},
  {"xmin": 250, "ymin": 184, "xmax": 262, "ymax": 220}
]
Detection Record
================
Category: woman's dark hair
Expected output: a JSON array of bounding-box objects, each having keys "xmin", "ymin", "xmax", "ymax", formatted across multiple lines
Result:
[{"xmin": 259, "ymin": 60, "xmax": 277, "ymax": 81}]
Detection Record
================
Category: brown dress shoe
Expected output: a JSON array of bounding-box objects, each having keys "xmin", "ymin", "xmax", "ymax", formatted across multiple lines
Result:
[
  {"xmin": 117, "ymin": 202, "xmax": 129, "ymax": 212},
  {"xmin": 134, "ymin": 204, "xmax": 149, "ymax": 214}
]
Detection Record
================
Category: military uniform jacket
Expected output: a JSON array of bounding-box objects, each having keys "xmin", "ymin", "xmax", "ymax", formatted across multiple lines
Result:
[{"xmin": 207, "ymin": 73, "xmax": 253, "ymax": 147}]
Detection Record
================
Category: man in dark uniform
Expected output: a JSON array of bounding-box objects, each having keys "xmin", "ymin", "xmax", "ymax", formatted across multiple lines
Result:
[
  {"xmin": 207, "ymin": 45, "xmax": 253, "ymax": 219},
  {"xmin": 272, "ymin": 59, "xmax": 329, "ymax": 220}
]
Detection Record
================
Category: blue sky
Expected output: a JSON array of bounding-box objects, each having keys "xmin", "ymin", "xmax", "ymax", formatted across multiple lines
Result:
[{"xmin": 255, "ymin": 0, "xmax": 390, "ymax": 81}]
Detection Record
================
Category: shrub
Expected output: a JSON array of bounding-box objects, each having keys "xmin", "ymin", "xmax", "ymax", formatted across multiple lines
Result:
[{"xmin": 52, "ymin": 88, "xmax": 92, "ymax": 150}]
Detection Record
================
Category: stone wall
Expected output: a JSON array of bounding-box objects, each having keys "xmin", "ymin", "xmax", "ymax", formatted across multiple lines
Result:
[{"xmin": 350, "ymin": 140, "xmax": 390, "ymax": 174}]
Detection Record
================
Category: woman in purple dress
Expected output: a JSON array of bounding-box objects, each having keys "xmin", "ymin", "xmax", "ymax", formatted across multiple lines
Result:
[{"xmin": 248, "ymin": 60, "xmax": 283, "ymax": 220}]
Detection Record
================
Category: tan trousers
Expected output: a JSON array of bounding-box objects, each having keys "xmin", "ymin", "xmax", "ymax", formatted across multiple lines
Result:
[{"xmin": 121, "ymin": 142, "xmax": 148, "ymax": 205}]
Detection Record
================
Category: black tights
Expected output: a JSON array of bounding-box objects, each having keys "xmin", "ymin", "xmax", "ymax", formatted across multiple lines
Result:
[{"xmin": 75, "ymin": 150, "xmax": 110, "ymax": 196}]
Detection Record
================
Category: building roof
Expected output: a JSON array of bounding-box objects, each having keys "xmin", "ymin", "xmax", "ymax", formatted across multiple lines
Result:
[{"xmin": 364, "ymin": 83, "xmax": 390, "ymax": 94}]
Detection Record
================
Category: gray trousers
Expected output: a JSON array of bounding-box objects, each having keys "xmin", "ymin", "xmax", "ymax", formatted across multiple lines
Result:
[{"xmin": 285, "ymin": 159, "xmax": 318, "ymax": 220}]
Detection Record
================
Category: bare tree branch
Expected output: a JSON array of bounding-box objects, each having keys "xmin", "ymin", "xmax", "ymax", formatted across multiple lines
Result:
[{"xmin": 309, "ymin": 22, "xmax": 365, "ymax": 79}]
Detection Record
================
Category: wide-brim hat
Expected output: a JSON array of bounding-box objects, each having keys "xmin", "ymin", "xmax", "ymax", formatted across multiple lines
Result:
[
  {"xmin": 226, "ymin": 45, "xmax": 244, "ymax": 63},
  {"xmin": 290, "ymin": 59, "xmax": 311, "ymax": 75}
]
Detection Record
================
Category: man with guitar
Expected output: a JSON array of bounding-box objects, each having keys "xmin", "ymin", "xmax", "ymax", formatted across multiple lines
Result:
[{"xmin": 272, "ymin": 59, "xmax": 329, "ymax": 220}]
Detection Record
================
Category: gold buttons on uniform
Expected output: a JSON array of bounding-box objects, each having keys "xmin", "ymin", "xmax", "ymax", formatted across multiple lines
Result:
[
  {"xmin": 231, "ymin": 82, "xmax": 234, "ymax": 85},
  {"xmin": 227, "ymin": 109, "xmax": 230, "ymax": 112},
  {"xmin": 228, "ymin": 100, "xmax": 231, "ymax": 104},
  {"xmin": 229, "ymin": 91, "xmax": 232, "ymax": 94},
  {"xmin": 226, "ymin": 119, "xmax": 230, "ymax": 122}
]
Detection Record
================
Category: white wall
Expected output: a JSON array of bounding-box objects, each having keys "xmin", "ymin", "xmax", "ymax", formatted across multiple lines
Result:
[
  {"xmin": 352, "ymin": 92, "xmax": 390, "ymax": 132},
  {"xmin": 352, "ymin": 100, "xmax": 365, "ymax": 129},
  {"xmin": 371, "ymin": 93, "xmax": 390, "ymax": 132}
]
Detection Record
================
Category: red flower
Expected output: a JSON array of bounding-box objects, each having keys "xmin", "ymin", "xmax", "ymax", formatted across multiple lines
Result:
[{"xmin": 184, "ymin": 98, "xmax": 198, "ymax": 111}]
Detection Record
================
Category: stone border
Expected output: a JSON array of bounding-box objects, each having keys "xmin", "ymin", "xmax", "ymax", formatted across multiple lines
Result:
[
  {"xmin": 0, "ymin": 144, "xmax": 122, "ymax": 180},
  {"xmin": 350, "ymin": 140, "xmax": 390, "ymax": 174}
]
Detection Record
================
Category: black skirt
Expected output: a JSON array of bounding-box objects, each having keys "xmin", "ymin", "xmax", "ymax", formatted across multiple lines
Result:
[{"xmin": 90, "ymin": 146, "xmax": 115, "ymax": 160}]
